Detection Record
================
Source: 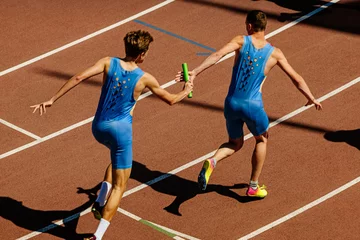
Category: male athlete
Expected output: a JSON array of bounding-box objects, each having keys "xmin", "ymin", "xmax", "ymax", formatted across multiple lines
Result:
[
  {"xmin": 177, "ymin": 10, "xmax": 322, "ymax": 198},
  {"xmin": 31, "ymin": 30, "xmax": 193, "ymax": 240}
]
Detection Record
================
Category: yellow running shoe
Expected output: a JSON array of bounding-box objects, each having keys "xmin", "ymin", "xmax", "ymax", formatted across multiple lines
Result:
[
  {"xmin": 246, "ymin": 184, "xmax": 267, "ymax": 198},
  {"xmin": 198, "ymin": 159, "xmax": 215, "ymax": 191}
]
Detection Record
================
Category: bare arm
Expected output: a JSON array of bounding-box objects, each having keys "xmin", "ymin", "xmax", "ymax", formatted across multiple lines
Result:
[
  {"xmin": 144, "ymin": 73, "xmax": 193, "ymax": 105},
  {"xmin": 176, "ymin": 36, "xmax": 244, "ymax": 82},
  {"xmin": 31, "ymin": 57, "xmax": 110, "ymax": 115},
  {"xmin": 275, "ymin": 48, "xmax": 322, "ymax": 110}
]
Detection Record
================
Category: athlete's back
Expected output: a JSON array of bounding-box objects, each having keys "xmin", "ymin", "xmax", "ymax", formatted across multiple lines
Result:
[
  {"xmin": 94, "ymin": 57, "xmax": 144, "ymax": 123},
  {"xmin": 226, "ymin": 35, "xmax": 274, "ymax": 102}
]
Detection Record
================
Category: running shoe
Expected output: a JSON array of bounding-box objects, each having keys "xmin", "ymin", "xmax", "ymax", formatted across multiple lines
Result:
[
  {"xmin": 91, "ymin": 202, "xmax": 103, "ymax": 220},
  {"xmin": 198, "ymin": 159, "xmax": 215, "ymax": 191},
  {"xmin": 246, "ymin": 184, "xmax": 267, "ymax": 198}
]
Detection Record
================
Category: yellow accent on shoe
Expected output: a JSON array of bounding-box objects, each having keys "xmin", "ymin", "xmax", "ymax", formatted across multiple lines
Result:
[
  {"xmin": 198, "ymin": 159, "xmax": 214, "ymax": 191},
  {"xmin": 203, "ymin": 159, "xmax": 214, "ymax": 183}
]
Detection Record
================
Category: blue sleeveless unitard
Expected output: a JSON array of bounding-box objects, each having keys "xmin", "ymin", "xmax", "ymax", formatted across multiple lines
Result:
[
  {"xmin": 92, "ymin": 58, "xmax": 144, "ymax": 169},
  {"xmin": 224, "ymin": 36, "xmax": 274, "ymax": 138}
]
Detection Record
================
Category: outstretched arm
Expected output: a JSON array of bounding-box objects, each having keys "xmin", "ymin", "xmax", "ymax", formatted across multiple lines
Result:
[
  {"xmin": 144, "ymin": 73, "xmax": 193, "ymax": 105},
  {"xmin": 177, "ymin": 36, "xmax": 244, "ymax": 82},
  {"xmin": 31, "ymin": 57, "xmax": 110, "ymax": 115},
  {"xmin": 275, "ymin": 48, "xmax": 322, "ymax": 110}
]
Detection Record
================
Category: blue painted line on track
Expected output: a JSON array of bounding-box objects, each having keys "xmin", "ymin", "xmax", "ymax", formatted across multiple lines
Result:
[
  {"xmin": 133, "ymin": 19, "xmax": 216, "ymax": 52},
  {"xmin": 196, "ymin": 52, "xmax": 212, "ymax": 56}
]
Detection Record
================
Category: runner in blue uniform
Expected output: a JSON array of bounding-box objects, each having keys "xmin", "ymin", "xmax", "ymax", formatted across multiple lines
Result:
[
  {"xmin": 31, "ymin": 30, "xmax": 193, "ymax": 240},
  {"xmin": 177, "ymin": 10, "xmax": 322, "ymax": 198}
]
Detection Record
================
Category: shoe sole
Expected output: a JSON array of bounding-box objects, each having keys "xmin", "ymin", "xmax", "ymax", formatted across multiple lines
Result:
[
  {"xmin": 246, "ymin": 194, "xmax": 267, "ymax": 198},
  {"xmin": 198, "ymin": 168, "xmax": 207, "ymax": 191},
  {"xmin": 246, "ymin": 190, "xmax": 268, "ymax": 198},
  {"xmin": 91, "ymin": 208, "xmax": 102, "ymax": 220}
]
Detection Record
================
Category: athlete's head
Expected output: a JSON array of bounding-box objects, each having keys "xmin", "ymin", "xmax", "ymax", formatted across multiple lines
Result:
[
  {"xmin": 246, "ymin": 10, "xmax": 267, "ymax": 34},
  {"xmin": 124, "ymin": 30, "xmax": 154, "ymax": 63}
]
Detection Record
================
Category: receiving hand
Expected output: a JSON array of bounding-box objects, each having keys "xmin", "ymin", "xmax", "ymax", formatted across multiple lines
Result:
[{"xmin": 175, "ymin": 70, "xmax": 196, "ymax": 83}]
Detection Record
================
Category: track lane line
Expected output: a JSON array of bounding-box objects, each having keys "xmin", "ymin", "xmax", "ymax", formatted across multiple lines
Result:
[
  {"xmin": 0, "ymin": 118, "xmax": 41, "ymax": 140},
  {"xmin": 238, "ymin": 177, "xmax": 360, "ymax": 240},
  {"xmin": 0, "ymin": 0, "xmax": 340, "ymax": 160},
  {"xmin": 118, "ymin": 208, "xmax": 199, "ymax": 240},
  {"xmin": 9, "ymin": 1, "xmax": 350, "ymax": 238},
  {"xmin": 16, "ymin": 76, "xmax": 360, "ymax": 239},
  {"xmin": 0, "ymin": 0, "xmax": 175, "ymax": 77}
]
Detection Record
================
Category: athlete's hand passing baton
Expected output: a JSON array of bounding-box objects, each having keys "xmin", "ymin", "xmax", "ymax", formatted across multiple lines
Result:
[
  {"xmin": 181, "ymin": 63, "xmax": 193, "ymax": 98},
  {"xmin": 175, "ymin": 65, "xmax": 196, "ymax": 88}
]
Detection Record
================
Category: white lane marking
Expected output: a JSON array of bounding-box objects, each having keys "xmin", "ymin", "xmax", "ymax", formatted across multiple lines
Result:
[
  {"xmin": 0, "ymin": 0, "xmax": 339, "ymax": 138},
  {"xmin": 265, "ymin": 0, "xmax": 340, "ymax": 39},
  {"xmin": 0, "ymin": 0, "xmax": 340, "ymax": 159},
  {"xmin": 12, "ymin": 1, "xmax": 351, "ymax": 238},
  {"xmin": 16, "ymin": 208, "xmax": 91, "ymax": 240},
  {"xmin": 0, "ymin": 0, "xmax": 175, "ymax": 77},
  {"xmin": 216, "ymin": 0, "xmax": 340, "ymax": 64},
  {"xmin": 0, "ymin": 118, "xmax": 41, "ymax": 140},
  {"xmin": 118, "ymin": 208, "xmax": 199, "ymax": 240},
  {"xmin": 238, "ymin": 177, "xmax": 360, "ymax": 240},
  {"xmin": 16, "ymin": 76, "xmax": 360, "ymax": 239}
]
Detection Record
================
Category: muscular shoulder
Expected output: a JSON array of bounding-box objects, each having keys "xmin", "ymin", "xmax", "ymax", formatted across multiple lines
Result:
[
  {"xmin": 139, "ymin": 72, "xmax": 159, "ymax": 87},
  {"xmin": 141, "ymin": 72, "xmax": 156, "ymax": 83},
  {"xmin": 98, "ymin": 56, "xmax": 112, "ymax": 65},
  {"xmin": 97, "ymin": 57, "xmax": 112, "ymax": 70},
  {"xmin": 230, "ymin": 35, "xmax": 245, "ymax": 47},
  {"xmin": 271, "ymin": 48, "xmax": 286, "ymax": 61}
]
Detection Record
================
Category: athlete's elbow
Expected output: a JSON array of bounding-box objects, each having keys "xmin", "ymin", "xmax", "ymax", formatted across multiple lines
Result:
[
  {"xmin": 75, "ymin": 75, "xmax": 85, "ymax": 83},
  {"xmin": 168, "ymin": 99, "xmax": 176, "ymax": 106},
  {"xmin": 212, "ymin": 52, "xmax": 223, "ymax": 61}
]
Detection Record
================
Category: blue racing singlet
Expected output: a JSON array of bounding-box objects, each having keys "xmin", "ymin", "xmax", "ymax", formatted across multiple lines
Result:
[
  {"xmin": 224, "ymin": 36, "xmax": 274, "ymax": 138},
  {"xmin": 91, "ymin": 57, "xmax": 144, "ymax": 169},
  {"xmin": 226, "ymin": 35, "xmax": 274, "ymax": 102},
  {"xmin": 94, "ymin": 57, "xmax": 144, "ymax": 123}
]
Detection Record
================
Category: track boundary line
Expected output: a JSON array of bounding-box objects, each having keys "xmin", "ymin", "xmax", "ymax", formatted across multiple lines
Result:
[
  {"xmin": 0, "ymin": 0, "xmax": 175, "ymax": 77},
  {"xmin": 118, "ymin": 208, "xmax": 200, "ymax": 240},
  {"xmin": 17, "ymin": 76, "xmax": 360, "ymax": 239},
  {"xmin": 0, "ymin": 0, "xmax": 340, "ymax": 159},
  {"xmin": 238, "ymin": 177, "xmax": 360, "ymax": 240},
  {"xmin": 0, "ymin": 118, "xmax": 41, "ymax": 140}
]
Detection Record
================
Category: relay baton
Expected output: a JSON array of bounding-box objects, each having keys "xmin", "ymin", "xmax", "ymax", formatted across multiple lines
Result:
[{"xmin": 182, "ymin": 63, "xmax": 193, "ymax": 98}]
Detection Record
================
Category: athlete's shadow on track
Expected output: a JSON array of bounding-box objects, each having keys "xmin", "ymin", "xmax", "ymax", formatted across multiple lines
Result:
[
  {"xmin": 0, "ymin": 183, "xmax": 100, "ymax": 239},
  {"xmin": 131, "ymin": 161, "xmax": 260, "ymax": 217},
  {"xmin": 324, "ymin": 129, "xmax": 360, "ymax": 150},
  {"xmin": 184, "ymin": 0, "xmax": 359, "ymax": 35}
]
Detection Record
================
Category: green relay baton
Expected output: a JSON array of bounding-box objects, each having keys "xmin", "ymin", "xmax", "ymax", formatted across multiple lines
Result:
[{"xmin": 182, "ymin": 63, "xmax": 193, "ymax": 98}]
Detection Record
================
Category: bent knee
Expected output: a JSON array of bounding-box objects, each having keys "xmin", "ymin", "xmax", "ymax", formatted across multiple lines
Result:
[
  {"xmin": 254, "ymin": 132, "xmax": 269, "ymax": 143},
  {"xmin": 229, "ymin": 138, "xmax": 244, "ymax": 151},
  {"xmin": 112, "ymin": 181, "xmax": 127, "ymax": 191}
]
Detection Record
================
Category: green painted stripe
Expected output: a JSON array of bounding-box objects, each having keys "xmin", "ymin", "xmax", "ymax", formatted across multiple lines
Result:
[{"xmin": 139, "ymin": 219, "xmax": 177, "ymax": 238}]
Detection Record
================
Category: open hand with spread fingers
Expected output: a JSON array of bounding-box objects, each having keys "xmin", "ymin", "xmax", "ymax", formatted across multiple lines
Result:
[{"xmin": 30, "ymin": 100, "xmax": 53, "ymax": 115}]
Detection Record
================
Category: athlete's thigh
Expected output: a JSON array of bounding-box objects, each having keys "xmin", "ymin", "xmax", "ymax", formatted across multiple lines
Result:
[
  {"xmin": 226, "ymin": 118, "xmax": 245, "ymax": 139},
  {"xmin": 246, "ymin": 103, "xmax": 269, "ymax": 136},
  {"xmin": 109, "ymin": 120, "xmax": 133, "ymax": 169}
]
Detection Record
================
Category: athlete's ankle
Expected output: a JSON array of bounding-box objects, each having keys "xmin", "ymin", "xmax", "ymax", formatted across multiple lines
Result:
[
  {"xmin": 209, "ymin": 158, "xmax": 217, "ymax": 168},
  {"xmin": 249, "ymin": 180, "xmax": 258, "ymax": 190}
]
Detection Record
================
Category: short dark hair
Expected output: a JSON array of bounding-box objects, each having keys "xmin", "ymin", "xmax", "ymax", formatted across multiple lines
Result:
[
  {"xmin": 246, "ymin": 10, "xmax": 267, "ymax": 32},
  {"xmin": 124, "ymin": 30, "xmax": 154, "ymax": 57}
]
